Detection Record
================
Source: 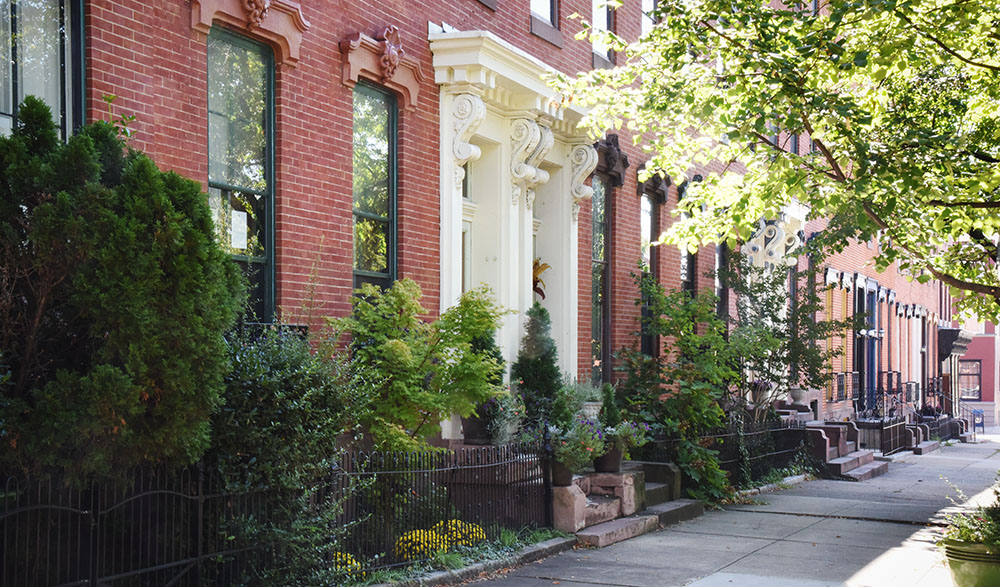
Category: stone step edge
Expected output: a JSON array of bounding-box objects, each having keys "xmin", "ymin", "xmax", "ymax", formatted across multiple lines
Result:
[
  {"xmin": 842, "ymin": 460, "xmax": 889, "ymax": 482},
  {"xmin": 576, "ymin": 499, "xmax": 705, "ymax": 548}
]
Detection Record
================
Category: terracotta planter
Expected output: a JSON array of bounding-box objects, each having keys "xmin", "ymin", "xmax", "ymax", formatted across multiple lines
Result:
[
  {"xmin": 461, "ymin": 415, "xmax": 491, "ymax": 445},
  {"xmin": 593, "ymin": 445, "xmax": 622, "ymax": 473},
  {"xmin": 943, "ymin": 539, "xmax": 1000, "ymax": 587},
  {"xmin": 551, "ymin": 460, "xmax": 574, "ymax": 486}
]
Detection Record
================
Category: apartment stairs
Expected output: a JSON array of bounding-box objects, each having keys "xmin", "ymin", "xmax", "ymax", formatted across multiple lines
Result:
[
  {"xmin": 553, "ymin": 462, "xmax": 703, "ymax": 548},
  {"xmin": 804, "ymin": 421, "xmax": 889, "ymax": 481}
]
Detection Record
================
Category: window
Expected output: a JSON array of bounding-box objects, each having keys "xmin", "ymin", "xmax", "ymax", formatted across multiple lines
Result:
[
  {"xmin": 959, "ymin": 360, "xmax": 982, "ymax": 401},
  {"xmin": 640, "ymin": 192, "xmax": 655, "ymax": 356},
  {"xmin": 591, "ymin": 0, "xmax": 612, "ymax": 61},
  {"xmin": 352, "ymin": 83, "xmax": 397, "ymax": 291},
  {"xmin": 1, "ymin": 0, "xmax": 81, "ymax": 138},
  {"xmin": 641, "ymin": 0, "xmax": 657, "ymax": 36},
  {"xmin": 790, "ymin": 133, "xmax": 799, "ymax": 155},
  {"xmin": 531, "ymin": 0, "xmax": 555, "ymax": 23},
  {"xmin": 207, "ymin": 30, "xmax": 274, "ymax": 320},
  {"xmin": 591, "ymin": 176, "xmax": 611, "ymax": 384},
  {"xmin": 678, "ymin": 182, "xmax": 696, "ymax": 295}
]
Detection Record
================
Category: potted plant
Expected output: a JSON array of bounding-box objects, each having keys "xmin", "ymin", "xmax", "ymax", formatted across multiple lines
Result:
[
  {"xmin": 550, "ymin": 417, "xmax": 606, "ymax": 486},
  {"xmin": 594, "ymin": 384, "xmax": 650, "ymax": 473},
  {"xmin": 941, "ymin": 479, "xmax": 1000, "ymax": 586}
]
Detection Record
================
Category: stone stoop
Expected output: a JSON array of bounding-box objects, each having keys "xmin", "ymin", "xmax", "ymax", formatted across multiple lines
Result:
[
  {"xmin": 576, "ymin": 500, "xmax": 704, "ymax": 548},
  {"xmin": 554, "ymin": 465, "xmax": 705, "ymax": 546},
  {"xmin": 913, "ymin": 440, "xmax": 940, "ymax": 455},
  {"xmin": 826, "ymin": 450, "xmax": 872, "ymax": 476},
  {"xmin": 584, "ymin": 494, "xmax": 622, "ymax": 527},
  {"xmin": 842, "ymin": 460, "xmax": 889, "ymax": 482}
]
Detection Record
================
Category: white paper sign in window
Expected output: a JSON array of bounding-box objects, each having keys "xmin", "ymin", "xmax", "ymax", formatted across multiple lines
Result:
[{"xmin": 231, "ymin": 209, "xmax": 248, "ymax": 250}]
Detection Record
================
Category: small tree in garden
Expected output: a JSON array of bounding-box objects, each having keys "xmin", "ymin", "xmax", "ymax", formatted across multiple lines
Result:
[
  {"xmin": 511, "ymin": 302, "xmax": 563, "ymax": 428},
  {"xmin": 0, "ymin": 97, "xmax": 243, "ymax": 480},
  {"xmin": 617, "ymin": 272, "xmax": 735, "ymax": 501},
  {"xmin": 328, "ymin": 278, "xmax": 505, "ymax": 451},
  {"xmin": 719, "ymin": 250, "xmax": 856, "ymax": 423}
]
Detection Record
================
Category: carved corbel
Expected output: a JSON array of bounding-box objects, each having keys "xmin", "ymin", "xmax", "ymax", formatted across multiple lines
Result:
[
  {"xmin": 570, "ymin": 144, "xmax": 599, "ymax": 221},
  {"xmin": 451, "ymin": 94, "xmax": 486, "ymax": 196},
  {"xmin": 191, "ymin": 0, "xmax": 309, "ymax": 66},
  {"xmin": 510, "ymin": 119, "xmax": 541, "ymax": 206},
  {"xmin": 340, "ymin": 26, "xmax": 425, "ymax": 111},
  {"xmin": 594, "ymin": 134, "xmax": 629, "ymax": 187},
  {"xmin": 523, "ymin": 125, "xmax": 554, "ymax": 209}
]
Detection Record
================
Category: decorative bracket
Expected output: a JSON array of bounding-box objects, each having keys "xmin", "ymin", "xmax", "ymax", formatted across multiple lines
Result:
[
  {"xmin": 340, "ymin": 26, "xmax": 425, "ymax": 111},
  {"xmin": 570, "ymin": 144, "xmax": 599, "ymax": 221},
  {"xmin": 637, "ymin": 163, "xmax": 669, "ymax": 204},
  {"xmin": 594, "ymin": 134, "xmax": 629, "ymax": 187},
  {"xmin": 510, "ymin": 119, "xmax": 541, "ymax": 206},
  {"xmin": 451, "ymin": 94, "xmax": 486, "ymax": 196},
  {"xmin": 825, "ymin": 267, "xmax": 840, "ymax": 287},
  {"xmin": 191, "ymin": 0, "xmax": 309, "ymax": 67},
  {"xmin": 523, "ymin": 125, "xmax": 554, "ymax": 209}
]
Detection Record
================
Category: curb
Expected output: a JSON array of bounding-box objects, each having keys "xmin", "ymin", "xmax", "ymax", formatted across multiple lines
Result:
[
  {"xmin": 736, "ymin": 474, "xmax": 809, "ymax": 498},
  {"xmin": 377, "ymin": 536, "xmax": 578, "ymax": 586}
]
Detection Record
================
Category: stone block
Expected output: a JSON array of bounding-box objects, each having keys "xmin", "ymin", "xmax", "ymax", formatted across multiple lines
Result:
[{"xmin": 553, "ymin": 485, "xmax": 587, "ymax": 533}]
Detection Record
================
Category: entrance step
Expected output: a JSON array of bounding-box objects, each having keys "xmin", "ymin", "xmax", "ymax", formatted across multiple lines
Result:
[
  {"xmin": 576, "ymin": 514, "xmax": 659, "ymax": 548},
  {"xmin": 584, "ymin": 494, "xmax": 621, "ymax": 527},
  {"xmin": 646, "ymin": 499, "xmax": 704, "ymax": 526},
  {"xmin": 827, "ymin": 450, "xmax": 874, "ymax": 476},
  {"xmin": 913, "ymin": 440, "xmax": 940, "ymax": 455},
  {"xmin": 576, "ymin": 499, "xmax": 703, "ymax": 548},
  {"xmin": 645, "ymin": 481, "xmax": 671, "ymax": 507},
  {"xmin": 845, "ymin": 440, "xmax": 857, "ymax": 454},
  {"xmin": 960, "ymin": 433, "xmax": 973, "ymax": 443},
  {"xmin": 843, "ymin": 460, "xmax": 889, "ymax": 482}
]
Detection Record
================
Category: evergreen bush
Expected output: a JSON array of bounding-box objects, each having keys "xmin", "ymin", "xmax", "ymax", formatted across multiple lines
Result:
[
  {"xmin": 0, "ymin": 97, "xmax": 243, "ymax": 480},
  {"xmin": 511, "ymin": 302, "xmax": 563, "ymax": 428}
]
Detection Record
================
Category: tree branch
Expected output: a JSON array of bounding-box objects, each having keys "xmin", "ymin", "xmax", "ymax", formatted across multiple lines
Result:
[
  {"xmin": 893, "ymin": 10, "xmax": 1000, "ymax": 73},
  {"xmin": 926, "ymin": 199, "xmax": 1000, "ymax": 209},
  {"xmin": 800, "ymin": 114, "xmax": 848, "ymax": 182}
]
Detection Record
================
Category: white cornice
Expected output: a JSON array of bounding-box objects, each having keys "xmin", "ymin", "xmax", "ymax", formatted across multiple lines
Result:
[{"xmin": 428, "ymin": 29, "xmax": 590, "ymax": 140}]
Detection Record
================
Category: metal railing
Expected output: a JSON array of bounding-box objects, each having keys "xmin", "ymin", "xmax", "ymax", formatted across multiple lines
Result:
[{"xmin": 1, "ymin": 442, "xmax": 552, "ymax": 584}]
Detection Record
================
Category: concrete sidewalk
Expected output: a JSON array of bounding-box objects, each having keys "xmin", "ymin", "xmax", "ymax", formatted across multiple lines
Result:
[{"xmin": 472, "ymin": 431, "xmax": 1000, "ymax": 586}]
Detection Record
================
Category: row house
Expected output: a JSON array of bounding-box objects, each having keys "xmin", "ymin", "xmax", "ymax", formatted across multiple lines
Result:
[{"xmin": 10, "ymin": 0, "xmax": 981, "ymax": 443}]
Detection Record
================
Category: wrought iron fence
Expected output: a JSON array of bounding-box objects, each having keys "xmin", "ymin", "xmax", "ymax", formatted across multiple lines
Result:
[
  {"xmin": 641, "ymin": 419, "xmax": 808, "ymax": 487},
  {"xmin": 856, "ymin": 416, "xmax": 907, "ymax": 455},
  {"xmin": 335, "ymin": 442, "xmax": 549, "ymax": 574},
  {"xmin": 1, "ymin": 442, "xmax": 551, "ymax": 585}
]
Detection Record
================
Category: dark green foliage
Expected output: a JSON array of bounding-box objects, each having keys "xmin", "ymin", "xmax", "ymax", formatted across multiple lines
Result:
[
  {"xmin": 205, "ymin": 327, "xmax": 358, "ymax": 586},
  {"xmin": 618, "ymin": 272, "xmax": 734, "ymax": 502},
  {"xmin": 0, "ymin": 97, "xmax": 244, "ymax": 480},
  {"xmin": 598, "ymin": 383, "xmax": 622, "ymax": 429},
  {"xmin": 511, "ymin": 302, "xmax": 563, "ymax": 428}
]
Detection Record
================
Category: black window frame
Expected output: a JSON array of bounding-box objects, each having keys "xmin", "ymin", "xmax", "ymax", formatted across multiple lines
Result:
[
  {"xmin": 207, "ymin": 27, "xmax": 276, "ymax": 321},
  {"xmin": 1, "ymin": 0, "xmax": 83, "ymax": 139},
  {"xmin": 959, "ymin": 359, "xmax": 982, "ymax": 401},
  {"xmin": 351, "ymin": 81, "xmax": 398, "ymax": 292}
]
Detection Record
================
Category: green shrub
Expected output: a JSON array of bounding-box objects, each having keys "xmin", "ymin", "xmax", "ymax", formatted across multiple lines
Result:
[
  {"xmin": 0, "ymin": 97, "xmax": 243, "ymax": 480},
  {"xmin": 511, "ymin": 302, "xmax": 563, "ymax": 428},
  {"xmin": 328, "ymin": 278, "xmax": 504, "ymax": 451},
  {"xmin": 204, "ymin": 326, "xmax": 361, "ymax": 586}
]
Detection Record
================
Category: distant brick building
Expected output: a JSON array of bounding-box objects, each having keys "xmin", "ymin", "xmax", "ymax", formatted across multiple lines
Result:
[{"xmin": 12, "ymin": 0, "xmax": 978, "ymax": 441}]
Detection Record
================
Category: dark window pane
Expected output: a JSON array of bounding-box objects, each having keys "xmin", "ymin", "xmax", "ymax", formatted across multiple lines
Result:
[
  {"xmin": 208, "ymin": 187, "xmax": 266, "ymax": 258},
  {"xmin": 354, "ymin": 216, "xmax": 389, "ymax": 274},
  {"xmin": 591, "ymin": 261, "xmax": 605, "ymax": 385},
  {"xmin": 592, "ymin": 178, "xmax": 606, "ymax": 261},
  {"xmin": 207, "ymin": 36, "xmax": 267, "ymax": 191},
  {"xmin": 236, "ymin": 259, "xmax": 268, "ymax": 321},
  {"xmin": 353, "ymin": 88, "xmax": 390, "ymax": 216}
]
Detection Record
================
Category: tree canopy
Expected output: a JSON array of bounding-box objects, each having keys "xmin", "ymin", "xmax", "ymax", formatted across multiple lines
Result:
[{"xmin": 560, "ymin": 0, "xmax": 1000, "ymax": 319}]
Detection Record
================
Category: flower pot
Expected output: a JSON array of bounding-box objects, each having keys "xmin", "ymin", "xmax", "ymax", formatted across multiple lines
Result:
[
  {"xmin": 551, "ymin": 460, "xmax": 574, "ymax": 486},
  {"xmin": 593, "ymin": 445, "xmax": 622, "ymax": 473},
  {"xmin": 942, "ymin": 539, "xmax": 1000, "ymax": 587},
  {"xmin": 580, "ymin": 401, "xmax": 602, "ymax": 421},
  {"xmin": 461, "ymin": 415, "xmax": 492, "ymax": 445}
]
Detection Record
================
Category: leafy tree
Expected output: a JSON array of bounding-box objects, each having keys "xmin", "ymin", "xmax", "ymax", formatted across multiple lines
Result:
[
  {"xmin": 0, "ymin": 97, "xmax": 244, "ymax": 479},
  {"xmin": 720, "ymin": 250, "xmax": 855, "ymax": 423},
  {"xmin": 327, "ymin": 278, "xmax": 504, "ymax": 451},
  {"xmin": 617, "ymin": 273, "xmax": 734, "ymax": 501},
  {"xmin": 560, "ymin": 0, "xmax": 1000, "ymax": 320},
  {"xmin": 511, "ymin": 302, "xmax": 564, "ymax": 428}
]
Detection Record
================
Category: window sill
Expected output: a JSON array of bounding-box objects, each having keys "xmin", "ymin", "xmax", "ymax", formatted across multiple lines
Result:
[
  {"xmin": 592, "ymin": 52, "xmax": 614, "ymax": 69},
  {"xmin": 476, "ymin": 0, "xmax": 497, "ymax": 9},
  {"xmin": 530, "ymin": 15, "xmax": 563, "ymax": 48}
]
